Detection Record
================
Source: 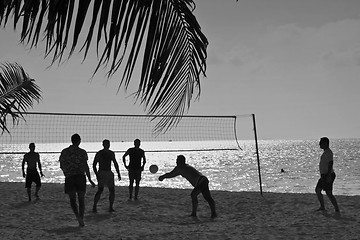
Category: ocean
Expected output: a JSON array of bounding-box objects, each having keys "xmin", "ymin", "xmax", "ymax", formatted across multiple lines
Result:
[{"xmin": 1, "ymin": 138, "xmax": 359, "ymax": 196}]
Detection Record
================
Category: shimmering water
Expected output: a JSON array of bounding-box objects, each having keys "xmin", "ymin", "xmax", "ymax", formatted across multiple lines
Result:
[{"xmin": 1, "ymin": 139, "xmax": 359, "ymax": 196}]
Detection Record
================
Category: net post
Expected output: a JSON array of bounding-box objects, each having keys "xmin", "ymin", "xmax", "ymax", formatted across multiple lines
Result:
[{"xmin": 252, "ymin": 114, "xmax": 263, "ymax": 196}]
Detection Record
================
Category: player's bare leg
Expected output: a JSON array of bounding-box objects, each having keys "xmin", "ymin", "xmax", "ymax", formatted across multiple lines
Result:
[
  {"xmin": 190, "ymin": 189, "xmax": 201, "ymax": 217},
  {"xmin": 68, "ymin": 192, "xmax": 80, "ymax": 225},
  {"xmin": 93, "ymin": 187, "xmax": 104, "ymax": 213},
  {"xmin": 26, "ymin": 188, "xmax": 32, "ymax": 202},
  {"xmin": 109, "ymin": 187, "xmax": 115, "ymax": 212},
  {"xmin": 128, "ymin": 178, "xmax": 134, "ymax": 200},
  {"xmin": 78, "ymin": 192, "xmax": 85, "ymax": 227},
  {"xmin": 315, "ymin": 187, "xmax": 325, "ymax": 211},
  {"xmin": 35, "ymin": 186, "xmax": 40, "ymax": 199},
  {"xmin": 326, "ymin": 190, "xmax": 340, "ymax": 212},
  {"xmin": 134, "ymin": 179, "xmax": 140, "ymax": 200}
]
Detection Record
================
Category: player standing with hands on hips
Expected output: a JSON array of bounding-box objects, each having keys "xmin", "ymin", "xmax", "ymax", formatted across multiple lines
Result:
[
  {"xmin": 123, "ymin": 139, "xmax": 146, "ymax": 200},
  {"xmin": 159, "ymin": 155, "xmax": 217, "ymax": 218}
]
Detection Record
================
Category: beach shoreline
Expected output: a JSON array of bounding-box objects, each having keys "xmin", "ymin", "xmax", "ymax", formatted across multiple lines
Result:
[{"xmin": 0, "ymin": 182, "xmax": 359, "ymax": 239}]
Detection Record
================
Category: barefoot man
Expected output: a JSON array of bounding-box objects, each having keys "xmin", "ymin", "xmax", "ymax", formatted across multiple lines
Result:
[
  {"xmin": 122, "ymin": 139, "xmax": 146, "ymax": 200},
  {"xmin": 22, "ymin": 143, "xmax": 44, "ymax": 201},
  {"xmin": 92, "ymin": 139, "xmax": 121, "ymax": 213},
  {"xmin": 315, "ymin": 137, "xmax": 340, "ymax": 212},
  {"xmin": 159, "ymin": 155, "xmax": 217, "ymax": 218},
  {"xmin": 59, "ymin": 133, "xmax": 96, "ymax": 227}
]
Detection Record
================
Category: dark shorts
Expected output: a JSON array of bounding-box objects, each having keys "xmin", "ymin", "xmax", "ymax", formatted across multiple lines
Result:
[
  {"xmin": 195, "ymin": 176, "xmax": 209, "ymax": 191},
  {"xmin": 97, "ymin": 170, "xmax": 115, "ymax": 188},
  {"xmin": 191, "ymin": 176, "xmax": 211, "ymax": 197},
  {"xmin": 128, "ymin": 168, "xmax": 142, "ymax": 181},
  {"xmin": 64, "ymin": 174, "xmax": 86, "ymax": 194},
  {"xmin": 25, "ymin": 170, "xmax": 41, "ymax": 188},
  {"xmin": 316, "ymin": 172, "xmax": 336, "ymax": 191}
]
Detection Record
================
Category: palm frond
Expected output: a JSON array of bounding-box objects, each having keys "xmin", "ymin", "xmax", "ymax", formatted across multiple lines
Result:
[
  {"xmin": 0, "ymin": 62, "xmax": 42, "ymax": 134},
  {"xmin": 0, "ymin": 0, "xmax": 208, "ymax": 132}
]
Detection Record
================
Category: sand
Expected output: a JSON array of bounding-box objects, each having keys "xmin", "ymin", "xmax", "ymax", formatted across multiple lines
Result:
[{"xmin": 0, "ymin": 182, "xmax": 359, "ymax": 240}]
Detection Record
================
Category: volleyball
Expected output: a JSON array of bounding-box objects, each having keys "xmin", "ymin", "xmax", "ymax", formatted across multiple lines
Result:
[{"xmin": 149, "ymin": 164, "xmax": 158, "ymax": 174}]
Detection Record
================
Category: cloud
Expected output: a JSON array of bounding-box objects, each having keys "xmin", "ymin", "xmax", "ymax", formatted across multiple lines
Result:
[
  {"xmin": 209, "ymin": 18, "xmax": 360, "ymax": 88},
  {"xmin": 262, "ymin": 19, "xmax": 360, "ymax": 68}
]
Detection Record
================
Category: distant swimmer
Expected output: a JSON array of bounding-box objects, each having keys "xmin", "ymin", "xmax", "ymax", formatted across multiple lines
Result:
[
  {"xmin": 281, "ymin": 168, "xmax": 285, "ymax": 173},
  {"xmin": 159, "ymin": 155, "xmax": 217, "ymax": 218},
  {"xmin": 315, "ymin": 137, "xmax": 340, "ymax": 212},
  {"xmin": 22, "ymin": 143, "xmax": 44, "ymax": 201}
]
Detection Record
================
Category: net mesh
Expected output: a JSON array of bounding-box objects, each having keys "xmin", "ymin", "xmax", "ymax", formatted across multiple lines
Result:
[{"xmin": 0, "ymin": 112, "xmax": 252, "ymax": 153}]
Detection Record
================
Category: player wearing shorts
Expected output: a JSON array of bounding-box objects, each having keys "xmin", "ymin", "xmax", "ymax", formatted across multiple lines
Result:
[
  {"xmin": 92, "ymin": 139, "xmax": 121, "ymax": 212},
  {"xmin": 59, "ymin": 134, "xmax": 96, "ymax": 227},
  {"xmin": 159, "ymin": 155, "xmax": 217, "ymax": 218},
  {"xmin": 122, "ymin": 139, "xmax": 146, "ymax": 200},
  {"xmin": 22, "ymin": 143, "xmax": 44, "ymax": 201},
  {"xmin": 315, "ymin": 137, "xmax": 340, "ymax": 212}
]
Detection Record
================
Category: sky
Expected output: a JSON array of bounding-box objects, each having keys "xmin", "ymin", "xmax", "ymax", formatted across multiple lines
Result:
[{"xmin": 1, "ymin": 0, "xmax": 360, "ymax": 140}]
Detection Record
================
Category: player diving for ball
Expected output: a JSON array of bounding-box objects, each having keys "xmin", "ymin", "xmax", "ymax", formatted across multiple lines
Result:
[{"xmin": 159, "ymin": 155, "xmax": 217, "ymax": 218}]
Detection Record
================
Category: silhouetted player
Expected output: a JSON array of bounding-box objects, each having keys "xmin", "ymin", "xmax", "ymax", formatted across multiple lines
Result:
[
  {"xmin": 122, "ymin": 139, "xmax": 146, "ymax": 200},
  {"xmin": 22, "ymin": 143, "xmax": 44, "ymax": 201},
  {"xmin": 315, "ymin": 137, "xmax": 340, "ymax": 212},
  {"xmin": 59, "ymin": 133, "xmax": 96, "ymax": 227},
  {"xmin": 159, "ymin": 155, "xmax": 217, "ymax": 218},
  {"xmin": 93, "ymin": 139, "xmax": 121, "ymax": 212}
]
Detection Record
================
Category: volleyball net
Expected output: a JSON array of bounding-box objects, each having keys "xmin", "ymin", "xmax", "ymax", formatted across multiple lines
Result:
[{"xmin": 0, "ymin": 112, "xmax": 256, "ymax": 154}]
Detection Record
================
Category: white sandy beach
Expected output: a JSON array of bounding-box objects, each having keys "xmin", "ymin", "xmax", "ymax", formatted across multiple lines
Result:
[{"xmin": 0, "ymin": 182, "xmax": 359, "ymax": 239}]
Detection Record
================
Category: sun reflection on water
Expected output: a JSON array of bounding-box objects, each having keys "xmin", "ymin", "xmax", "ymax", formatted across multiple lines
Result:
[{"xmin": 1, "ymin": 139, "xmax": 360, "ymax": 195}]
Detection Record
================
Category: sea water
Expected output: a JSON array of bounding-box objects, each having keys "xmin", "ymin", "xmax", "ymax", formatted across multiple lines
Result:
[{"xmin": 1, "ymin": 139, "xmax": 359, "ymax": 196}]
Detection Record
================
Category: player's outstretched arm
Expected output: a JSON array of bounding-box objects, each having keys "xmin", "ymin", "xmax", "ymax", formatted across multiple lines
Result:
[{"xmin": 159, "ymin": 168, "xmax": 179, "ymax": 181}]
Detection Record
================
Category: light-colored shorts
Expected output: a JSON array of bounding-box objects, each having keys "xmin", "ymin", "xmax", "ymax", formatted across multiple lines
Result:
[{"xmin": 97, "ymin": 170, "xmax": 115, "ymax": 188}]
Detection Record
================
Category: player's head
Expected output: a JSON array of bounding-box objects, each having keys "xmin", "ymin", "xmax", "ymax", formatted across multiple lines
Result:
[
  {"xmin": 103, "ymin": 139, "xmax": 110, "ymax": 149},
  {"xmin": 176, "ymin": 155, "xmax": 186, "ymax": 166},
  {"xmin": 134, "ymin": 139, "xmax": 141, "ymax": 147},
  {"xmin": 29, "ymin": 143, "xmax": 35, "ymax": 151},
  {"xmin": 319, "ymin": 137, "xmax": 329, "ymax": 149},
  {"xmin": 71, "ymin": 133, "xmax": 81, "ymax": 146}
]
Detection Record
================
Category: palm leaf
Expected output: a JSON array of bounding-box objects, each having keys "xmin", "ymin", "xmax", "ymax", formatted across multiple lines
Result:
[
  {"xmin": 0, "ymin": 0, "xmax": 209, "ymax": 132},
  {"xmin": 0, "ymin": 62, "xmax": 42, "ymax": 134}
]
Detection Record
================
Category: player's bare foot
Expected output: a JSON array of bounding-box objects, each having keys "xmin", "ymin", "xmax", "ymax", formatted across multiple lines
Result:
[
  {"xmin": 78, "ymin": 218, "xmax": 85, "ymax": 227},
  {"xmin": 92, "ymin": 206, "xmax": 97, "ymax": 213}
]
